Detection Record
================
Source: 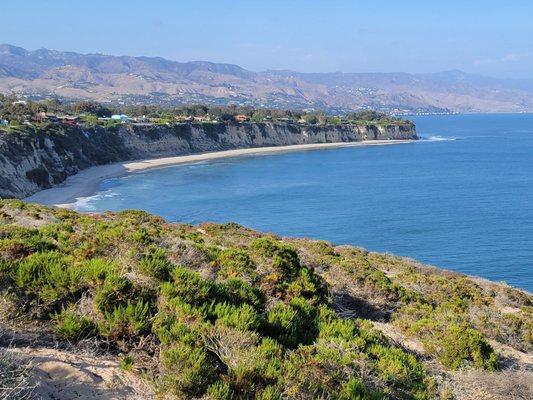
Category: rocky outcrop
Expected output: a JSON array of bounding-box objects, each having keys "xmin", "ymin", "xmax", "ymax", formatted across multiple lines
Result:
[{"xmin": 0, "ymin": 122, "xmax": 417, "ymax": 198}]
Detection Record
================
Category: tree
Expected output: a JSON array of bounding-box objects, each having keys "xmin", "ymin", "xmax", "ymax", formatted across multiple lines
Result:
[
  {"xmin": 251, "ymin": 110, "xmax": 267, "ymax": 122},
  {"xmin": 74, "ymin": 101, "xmax": 112, "ymax": 117},
  {"xmin": 84, "ymin": 114, "xmax": 99, "ymax": 126},
  {"xmin": 302, "ymin": 113, "xmax": 319, "ymax": 124}
]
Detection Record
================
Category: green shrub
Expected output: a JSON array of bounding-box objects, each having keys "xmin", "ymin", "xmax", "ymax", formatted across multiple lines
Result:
[
  {"xmin": 130, "ymin": 227, "xmax": 153, "ymax": 244},
  {"xmin": 272, "ymin": 248, "xmax": 300, "ymax": 277},
  {"xmin": 100, "ymin": 300, "xmax": 152, "ymax": 340},
  {"xmin": 216, "ymin": 278, "xmax": 265, "ymax": 310},
  {"xmin": 0, "ymin": 230, "xmax": 56, "ymax": 260},
  {"xmin": 219, "ymin": 339, "xmax": 279, "ymax": 396},
  {"xmin": 356, "ymin": 320, "xmax": 389, "ymax": 349},
  {"xmin": 6, "ymin": 200, "xmax": 516, "ymax": 398},
  {"xmin": 250, "ymin": 237, "xmax": 279, "ymax": 257},
  {"xmin": 55, "ymin": 309, "xmax": 97, "ymax": 341},
  {"xmin": 286, "ymin": 267, "xmax": 328, "ymax": 304},
  {"xmin": 318, "ymin": 316, "xmax": 361, "ymax": 343},
  {"xmin": 161, "ymin": 342, "xmax": 217, "ymax": 397},
  {"xmin": 498, "ymin": 312, "xmax": 533, "ymax": 351},
  {"xmin": 393, "ymin": 301, "xmax": 437, "ymax": 336},
  {"xmin": 120, "ymin": 355, "xmax": 134, "ymax": 372},
  {"xmin": 166, "ymin": 266, "xmax": 215, "ymax": 305},
  {"xmin": 153, "ymin": 312, "xmax": 199, "ymax": 345},
  {"xmin": 218, "ymin": 336, "xmax": 283, "ymax": 395},
  {"xmin": 256, "ymin": 337, "xmax": 284, "ymax": 374},
  {"xmin": 369, "ymin": 344, "xmax": 426, "ymax": 387},
  {"xmin": 251, "ymin": 237, "xmax": 300, "ymax": 277},
  {"xmin": 139, "ymin": 247, "xmax": 173, "ymax": 280},
  {"xmin": 210, "ymin": 302, "xmax": 261, "ymax": 331},
  {"xmin": 339, "ymin": 378, "xmax": 386, "ymax": 400},
  {"xmin": 12, "ymin": 251, "xmax": 81, "ymax": 302},
  {"xmin": 340, "ymin": 253, "xmax": 416, "ymax": 303},
  {"xmin": 94, "ymin": 273, "xmax": 134, "ymax": 312},
  {"xmin": 394, "ymin": 300, "xmax": 500, "ymax": 373},
  {"xmin": 216, "ymin": 248, "xmax": 255, "ymax": 279},
  {"xmin": 38, "ymin": 221, "xmax": 75, "ymax": 245},
  {"xmin": 103, "ymin": 119, "xmax": 121, "ymax": 131},
  {"xmin": 81, "ymin": 258, "xmax": 116, "ymax": 286},
  {"xmin": 266, "ymin": 297, "xmax": 317, "ymax": 348},
  {"xmin": 256, "ymin": 385, "xmax": 282, "ymax": 400},
  {"xmin": 282, "ymin": 344, "xmax": 346, "ymax": 398},
  {"xmin": 439, "ymin": 324, "xmax": 497, "ymax": 370},
  {"xmin": 206, "ymin": 381, "xmax": 234, "ymax": 400}
]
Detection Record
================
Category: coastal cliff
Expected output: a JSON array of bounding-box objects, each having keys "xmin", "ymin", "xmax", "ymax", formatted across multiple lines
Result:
[{"xmin": 0, "ymin": 122, "xmax": 416, "ymax": 199}]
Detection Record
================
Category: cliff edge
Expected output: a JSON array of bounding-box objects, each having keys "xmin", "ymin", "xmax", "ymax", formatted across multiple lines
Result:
[{"xmin": 0, "ymin": 121, "xmax": 417, "ymax": 199}]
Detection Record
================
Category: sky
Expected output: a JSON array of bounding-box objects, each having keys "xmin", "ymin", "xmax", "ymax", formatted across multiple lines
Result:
[{"xmin": 1, "ymin": 0, "xmax": 533, "ymax": 78}]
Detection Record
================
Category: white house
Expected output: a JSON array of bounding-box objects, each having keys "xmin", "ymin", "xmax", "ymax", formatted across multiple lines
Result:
[{"xmin": 111, "ymin": 114, "xmax": 132, "ymax": 122}]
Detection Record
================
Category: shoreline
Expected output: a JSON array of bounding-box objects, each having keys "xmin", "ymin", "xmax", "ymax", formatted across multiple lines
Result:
[{"xmin": 25, "ymin": 139, "xmax": 415, "ymax": 209}]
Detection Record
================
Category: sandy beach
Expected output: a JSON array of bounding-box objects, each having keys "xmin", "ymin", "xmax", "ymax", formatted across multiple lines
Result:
[{"xmin": 25, "ymin": 140, "xmax": 414, "ymax": 208}]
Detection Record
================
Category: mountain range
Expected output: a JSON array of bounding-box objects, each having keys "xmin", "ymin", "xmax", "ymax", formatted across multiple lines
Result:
[{"xmin": 2, "ymin": 44, "xmax": 533, "ymax": 113}]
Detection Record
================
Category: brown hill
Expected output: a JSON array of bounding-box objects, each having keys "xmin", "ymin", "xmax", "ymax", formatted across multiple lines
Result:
[{"xmin": 2, "ymin": 44, "xmax": 533, "ymax": 113}]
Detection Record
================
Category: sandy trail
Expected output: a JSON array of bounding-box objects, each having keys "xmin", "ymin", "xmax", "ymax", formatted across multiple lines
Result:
[
  {"xmin": 25, "ymin": 140, "xmax": 414, "ymax": 209},
  {"xmin": 2, "ymin": 346, "xmax": 155, "ymax": 400}
]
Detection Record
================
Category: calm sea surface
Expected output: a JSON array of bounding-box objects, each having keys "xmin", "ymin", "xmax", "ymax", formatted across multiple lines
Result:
[{"xmin": 76, "ymin": 114, "xmax": 533, "ymax": 291}]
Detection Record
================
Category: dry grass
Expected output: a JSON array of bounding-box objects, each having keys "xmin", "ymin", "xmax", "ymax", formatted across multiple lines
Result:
[
  {"xmin": 449, "ymin": 370, "xmax": 533, "ymax": 400},
  {"xmin": 0, "ymin": 348, "xmax": 34, "ymax": 400}
]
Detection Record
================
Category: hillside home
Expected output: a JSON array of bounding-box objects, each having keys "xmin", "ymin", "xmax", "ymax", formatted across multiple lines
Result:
[
  {"xmin": 57, "ymin": 115, "xmax": 78, "ymax": 126},
  {"xmin": 234, "ymin": 114, "xmax": 249, "ymax": 123},
  {"xmin": 36, "ymin": 112, "xmax": 59, "ymax": 122},
  {"xmin": 111, "ymin": 114, "xmax": 132, "ymax": 122},
  {"xmin": 175, "ymin": 115, "xmax": 193, "ymax": 122},
  {"xmin": 193, "ymin": 116, "xmax": 212, "ymax": 122}
]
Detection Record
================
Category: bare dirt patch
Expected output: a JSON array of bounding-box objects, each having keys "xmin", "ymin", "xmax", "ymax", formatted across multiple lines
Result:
[{"xmin": 3, "ymin": 346, "xmax": 154, "ymax": 400}]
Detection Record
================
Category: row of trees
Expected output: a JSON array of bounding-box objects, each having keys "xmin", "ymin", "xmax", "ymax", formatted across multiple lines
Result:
[{"xmin": 0, "ymin": 94, "xmax": 410, "ymax": 126}]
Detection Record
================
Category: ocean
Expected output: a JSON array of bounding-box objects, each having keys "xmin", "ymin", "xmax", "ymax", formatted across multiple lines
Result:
[{"xmin": 75, "ymin": 114, "xmax": 533, "ymax": 291}]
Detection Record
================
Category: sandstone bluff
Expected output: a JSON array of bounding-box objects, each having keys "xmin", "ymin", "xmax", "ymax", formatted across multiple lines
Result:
[{"xmin": 0, "ymin": 122, "xmax": 417, "ymax": 199}]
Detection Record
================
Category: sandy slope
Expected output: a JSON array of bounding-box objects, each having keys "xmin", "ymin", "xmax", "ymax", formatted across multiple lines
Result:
[
  {"xmin": 4, "ymin": 346, "xmax": 155, "ymax": 400},
  {"xmin": 25, "ymin": 140, "xmax": 414, "ymax": 209}
]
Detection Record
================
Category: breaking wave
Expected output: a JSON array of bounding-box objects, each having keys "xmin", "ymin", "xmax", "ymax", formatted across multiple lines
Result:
[{"xmin": 423, "ymin": 135, "xmax": 458, "ymax": 141}]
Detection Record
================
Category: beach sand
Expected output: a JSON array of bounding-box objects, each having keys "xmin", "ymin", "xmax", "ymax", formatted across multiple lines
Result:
[{"xmin": 25, "ymin": 140, "xmax": 414, "ymax": 208}]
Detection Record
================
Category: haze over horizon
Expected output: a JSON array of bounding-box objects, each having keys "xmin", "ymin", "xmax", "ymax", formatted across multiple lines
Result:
[{"xmin": 1, "ymin": 0, "xmax": 532, "ymax": 79}]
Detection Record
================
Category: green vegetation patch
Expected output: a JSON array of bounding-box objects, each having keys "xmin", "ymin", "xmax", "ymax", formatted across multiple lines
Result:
[{"xmin": 1, "ymin": 200, "xmax": 531, "ymax": 399}]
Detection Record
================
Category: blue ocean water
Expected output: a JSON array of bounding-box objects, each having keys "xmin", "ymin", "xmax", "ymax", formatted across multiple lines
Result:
[{"xmin": 76, "ymin": 114, "xmax": 533, "ymax": 291}]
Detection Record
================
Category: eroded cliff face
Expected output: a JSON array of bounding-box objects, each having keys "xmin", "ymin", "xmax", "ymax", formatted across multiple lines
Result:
[
  {"xmin": 120, "ymin": 122, "xmax": 417, "ymax": 158},
  {"xmin": 0, "ymin": 122, "xmax": 417, "ymax": 198}
]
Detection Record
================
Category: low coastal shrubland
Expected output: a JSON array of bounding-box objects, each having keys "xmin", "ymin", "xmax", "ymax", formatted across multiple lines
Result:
[{"xmin": 0, "ymin": 200, "xmax": 531, "ymax": 399}]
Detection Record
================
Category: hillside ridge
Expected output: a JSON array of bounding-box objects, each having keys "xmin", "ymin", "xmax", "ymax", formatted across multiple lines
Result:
[{"xmin": 2, "ymin": 44, "xmax": 533, "ymax": 113}]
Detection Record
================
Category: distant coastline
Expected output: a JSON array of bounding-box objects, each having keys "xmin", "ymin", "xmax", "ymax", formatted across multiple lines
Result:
[{"xmin": 25, "ymin": 139, "xmax": 415, "ymax": 209}]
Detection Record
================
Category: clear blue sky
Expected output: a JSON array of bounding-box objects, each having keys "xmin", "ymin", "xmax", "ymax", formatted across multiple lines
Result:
[{"xmin": 2, "ymin": 0, "xmax": 532, "ymax": 78}]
